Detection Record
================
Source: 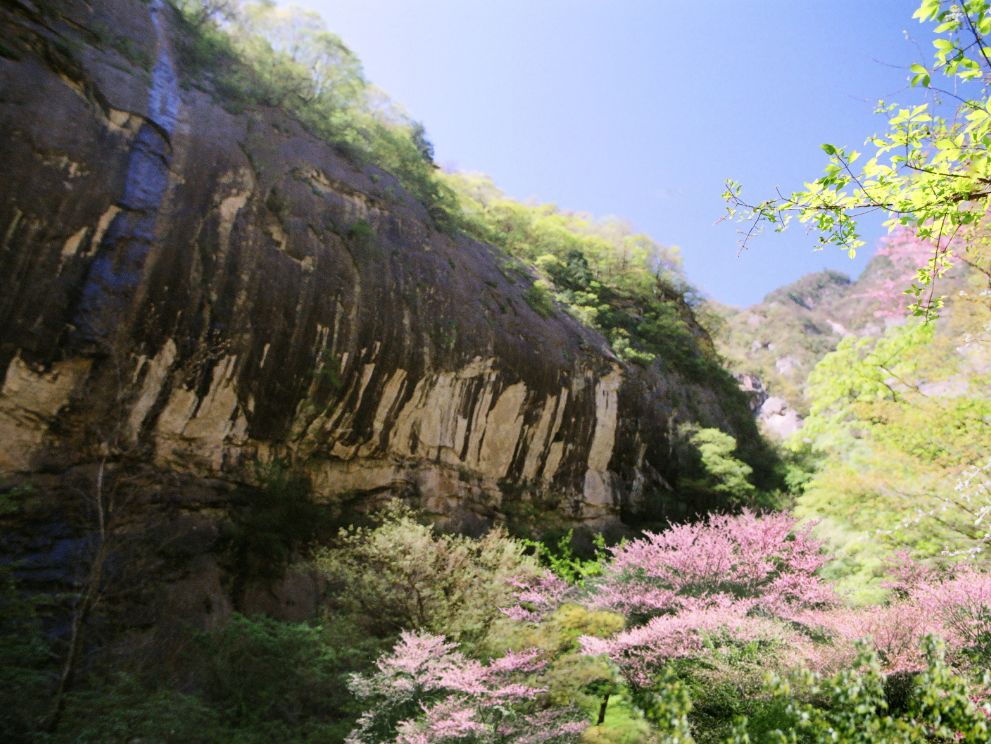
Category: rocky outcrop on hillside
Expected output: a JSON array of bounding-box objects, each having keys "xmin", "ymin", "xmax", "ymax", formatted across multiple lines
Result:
[
  {"xmin": 734, "ymin": 373, "xmax": 802, "ymax": 439},
  {"xmin": 711, "ymin": 240, "xmax": 973, "ymax": 437},
  {"xmin": 709, "ymin": 271, "xmax": 854, "ymax": 434},
  {"xmin": 0, "ymin": 0, "xmax": 766, "ymax": 545}
]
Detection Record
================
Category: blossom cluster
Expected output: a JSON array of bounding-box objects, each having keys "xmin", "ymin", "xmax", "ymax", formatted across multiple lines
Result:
[
  {"xmin": 501, "ymin": 572, "xmax": 570, "ymax": 623},
  {"xmin": 579, "ymin": 606, "xmax": 783, "ymax": 686},
  {"xmin": 568, "ymin": 510, "xmax": 836, "ymax": 684},
  {"xmin": 571, "ymin": 512, "xmax": 987, "ymax": 687},
  {"xmin": 789, "ymin": 557, "xmax": 991, "ymax": 674},
  {"xmin": 859, "ymin": 228, "xmax": 946, "ymax": 318},
  {"xmin": 351, "ymin": 510, "xmax": 991, "ymax": 739},
  {"xmin": 590, "ymin": 509, "xmax": 834, "ymax": 621},
  {"xmin": 346, "ymin": 631, "xmax": 585, "ymax": 743}
]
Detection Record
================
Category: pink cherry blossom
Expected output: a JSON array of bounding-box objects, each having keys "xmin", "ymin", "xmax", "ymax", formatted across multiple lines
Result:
[
  {"xmin": 502, "ymin": 571, "xmax": 571, "ymax": 622},
  {"xmin": 348, "ymin": 630, "xmax": 584, "ymax": 742},
  {"xmin": 591, "ymin": 510, "xmax": 833, "ymax": 620}
]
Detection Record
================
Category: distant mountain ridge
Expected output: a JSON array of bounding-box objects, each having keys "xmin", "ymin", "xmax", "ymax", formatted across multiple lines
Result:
[{"xmin": 707, "ymin": 234, "xmax": 967, "ymax": 437}]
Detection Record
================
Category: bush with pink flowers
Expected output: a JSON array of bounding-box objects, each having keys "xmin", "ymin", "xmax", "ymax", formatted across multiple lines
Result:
[{"xmin": 345, "ymin": 631, "xmax": 587, "ymax": 743}]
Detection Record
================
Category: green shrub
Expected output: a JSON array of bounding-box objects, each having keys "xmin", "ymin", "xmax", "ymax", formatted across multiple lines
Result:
[
  {"xmin": 525, "ymin": 280, "xmax": 556, "ymax": 318},
  {"xmin": 49, "ymin": 612, "xmax": 381, "ymax": 743},
  {"xmin": 521, "ymin": 529, "xmax": 610, "ymax": 587},
  {"xmin": 629, "ymin": 667, "xmax": 695, "ymax": 743},
  {"xmin": 196, "ymin": 613, "xmax": 377, "ymax": 741},
  {"xmin": 315, "ymin": 503, "xmax": 540, "ymax": 644},
  {"xmin": 0, "ymin": 565, "xmax": 52, "ymax": 742},
  {"xmin": 55, "ymin": 673, "xmax": 222, "ymax": 744},
  {"xmin": 679, "ymin": 424, "xmax": 758, "ymax": 505},
  {"xmin": 346, "ymin": 219, "xmax": 374, "ymax": 248},
  {"xmin": 734, "ymin": 641, "xmax": 991, "ymax": 743}
]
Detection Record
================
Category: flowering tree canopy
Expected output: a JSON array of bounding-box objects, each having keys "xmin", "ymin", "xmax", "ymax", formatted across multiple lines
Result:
[
  {"xmin": 589, "ymin": 510, "xmax": 833, "ymax": 623},
  {"xmin": 346, "ymin": 631, "xmax": 586, "ymax": 743}
]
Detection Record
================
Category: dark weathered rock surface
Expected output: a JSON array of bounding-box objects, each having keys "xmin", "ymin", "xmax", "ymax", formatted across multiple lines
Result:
[
  {"xmin": 0, "ymin": 0, "xmax": 778, "ymax": 659},
  {"xmin": 0, "ymin": 0, "xmax": 766, "ymax": 536}
]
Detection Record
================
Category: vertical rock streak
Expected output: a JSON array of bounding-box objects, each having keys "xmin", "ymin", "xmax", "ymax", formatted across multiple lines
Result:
[
  {"xmin": 147, "ymin": 0, "xmax": 180, "ymax": 136},
  {"xmin": 74, "ymin": 0, "xmax": 179, "ymax": 346}
]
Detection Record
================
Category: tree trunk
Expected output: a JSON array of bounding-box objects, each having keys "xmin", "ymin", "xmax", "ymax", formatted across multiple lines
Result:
[{"xmin": 597, "ymin": 692, "xmax": 610, "ymax": 726}]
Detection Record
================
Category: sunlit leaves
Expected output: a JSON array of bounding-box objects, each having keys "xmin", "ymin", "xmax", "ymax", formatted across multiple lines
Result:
[
  {"xmin": 794, "ymin": 293, "xmax": 991, "ymax": 591},
  {"xmin": 723, "ymin": 0, "xmax": 991, "ymax": 316}
]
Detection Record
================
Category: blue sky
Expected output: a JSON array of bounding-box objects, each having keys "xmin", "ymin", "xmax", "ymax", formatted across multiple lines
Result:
[{"xmin": 292, "ymin": 0, "xmax": 929, "ymax": 307}]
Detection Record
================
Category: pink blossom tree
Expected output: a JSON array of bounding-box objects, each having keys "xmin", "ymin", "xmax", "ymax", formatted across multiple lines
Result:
[
  {"xmin": 568, "ymin": 511, "xmax": 835, "ymax": 688},
  {"xmin": 501, "ymin": 571, "xmax": 571, "ymax": 623},
  {"xmin": 892, "ymin": 562, "xmax": 991, "ymax": 669},
  {"xmin": 346, "ymin": 630, "xmax": 587, "ymax": 743},
  {"xmin": 579, "ymin": 608, "xmax": 785, "ymax": 687},
  {"xmin": 791, "ymin": 555, "xmax": 991, "ymax": 674},
  {"xmin": 588, "ymin": 510, "xmax": 834, "ymax": 623},
  {"xmin": 856, "ymin": 228, "xmax": 947, "ymax": 318}
]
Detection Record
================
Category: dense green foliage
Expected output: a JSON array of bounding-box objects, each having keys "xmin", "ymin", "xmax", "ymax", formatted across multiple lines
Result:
[
  {"xmin": 521, "ymin": 530, "xmax": 610, "ymax": 587},
  {"xmin": 0, "ymin": 565, "xmax": 51, "ymax": 739},
  {"xmin": 172, "ymin": 0, "xmax": 458, "ymax": 223},
  {"xmin": 315, "ymin": 503, "xmax": 540, "ymax": 642},
  {"xmin": 792, "ymin": 280, "xmax": 991, "ymax": 599},
  {"xmin": 679, "ymin": 425, "xmax": 758, "ymax": 506},
  {"xmin": 445, "ymin": 172, "xmax": 711, "ymax": 374},
  {"xmin": 41, "ymin": 614, "xmax": 380, "ymax": 743},
  {"xmin": 193, "ymin": 613, "xmax": 375, "ymax": 741},
  {"xmin": 733, "ymin": 641, "xmax": 991, "ymax": 743}
]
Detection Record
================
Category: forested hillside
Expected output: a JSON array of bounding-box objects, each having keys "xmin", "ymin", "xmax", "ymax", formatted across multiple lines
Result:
[
  {"xmin": 708, "ymin": 228, "xmax": 975, "ymax": 435},
  {"xmin": 1, "ymin": 0, "xmax": 991, "ymax": 742}
]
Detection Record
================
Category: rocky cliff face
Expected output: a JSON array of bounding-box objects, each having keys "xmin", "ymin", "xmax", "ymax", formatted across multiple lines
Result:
[
  {"xmin": 0, "ymin": 0, "xmax": 778, "ymax": 659},
  {"xmin": 0, "ymin": 0, "xmax": 764, "ymax": 543}
]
